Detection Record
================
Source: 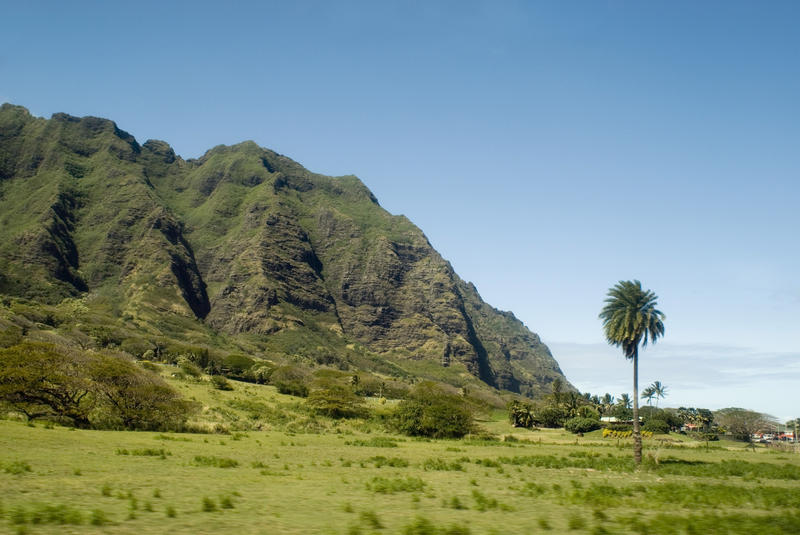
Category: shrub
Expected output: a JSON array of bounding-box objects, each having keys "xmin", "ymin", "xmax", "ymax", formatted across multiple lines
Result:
[
  {"xmin": 210, "ymin": 375, "xmax": 233, "ymax": 391},
  {"xmin": 359, "ymin": 510, "xmax": 383, "ymax": 529},
  {"xmin": 564, "ymin": 417, "xmax": 601, "ymax": 434},
  {"xmin": 140, "ymin": 360, "xmax": 159, "ymax": 372},
  {"xmin": 90, "ymin": 509, "xmax": 109, "ymax": 526},
  {"xmin": 3, "ymin": 460, "xmax": 32, "ymax": 474},
  {"xmin": 192, "ymin": 456, "xmax": 239, "ymax": 468},
  {"xmin": 423, "ymin": 458, "xmax": 464, "ymax": 471},
  {"xmin": 271, "ymin": 366, "xmax": 310, "ymax": 397},
  {"xmin": 643, "ymin": 419, "xmax": 670, "ymax": 434},
  {"xmin": 508, "ymin": 400, "xmax": 535, "ymax": 428},
  {"xmin": 245, "ymin": 364, "xmax": 274, "ymax": 384},
  {"xmin": 177, "ymin": 357, "xmax": 202, "ymax": 378},
  {"xmin": 536, "ymin": 406, "xmax": 568, "ymax": 428},
  {"xmin": 367, "ymin": 476, "xmax": 426, "ymax": 494},
  {"xmin": 366, "ymin": 456, "xmax": 409, "ymax": 468},
  {"xmin": 391, "ymin": 382, "xmax": 473, "ymax": 438},
  {"xmin": 222, "ymin": 354, "xmax": 255, "ymax": 379},
  {"xmin": 120, "ymin": 338, "xmax": 153, "ymax": 358},
  {"xmin": 307, "ymin": 379, "xmax": 366, "ymax": 418},
  {"xmin": 201, "ymin": 497, "xmax": 216, "ymax": 512}
]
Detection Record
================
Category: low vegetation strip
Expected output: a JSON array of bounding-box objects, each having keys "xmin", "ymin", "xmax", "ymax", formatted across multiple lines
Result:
[
  {"xmin": 366, "ymin": 476, "xmax": 426, "ymax": 494},
  {"xmin": 473, "ymin": 453, "xmax": 800, "ymax": 480},
  {"xmin": 630, "ymin": 511, "xmax": 800, "ymax": 535},
  {"xmin": 652, "ymin": 457, "xmax": 800, "ymax": 480},
  {"xmin": 555, "ymin": 481, "xmax": 800, "ymax": 510},
  {"xmin": 190, "ymin": 455, "xmax": 239, "ymax": 468}
]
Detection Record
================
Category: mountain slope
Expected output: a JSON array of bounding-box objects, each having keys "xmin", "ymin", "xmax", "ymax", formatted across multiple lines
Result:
[{"xmin": 0, "ymin": 103, "xmax": 567, "ymax": 397}]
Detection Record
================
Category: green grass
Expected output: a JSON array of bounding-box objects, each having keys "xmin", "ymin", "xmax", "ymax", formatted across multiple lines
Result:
[
  {"xmin": 1, "ymin": 365, "xmax": 798, "ymax": 534},
  {"xmin": 2, "ymin": 414, "xmax": 800, "ymax": 534}
]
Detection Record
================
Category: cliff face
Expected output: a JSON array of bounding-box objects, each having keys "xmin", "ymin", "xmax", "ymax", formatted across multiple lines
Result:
[{"xmin": 0, "ymin": 104, "xmax": 566, "ymax": 396}]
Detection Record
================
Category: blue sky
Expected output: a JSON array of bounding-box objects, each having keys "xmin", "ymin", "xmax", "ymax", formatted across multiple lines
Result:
[{"xmin": 2, "ymin": 1, "xmax": 798, "ymax": 421}]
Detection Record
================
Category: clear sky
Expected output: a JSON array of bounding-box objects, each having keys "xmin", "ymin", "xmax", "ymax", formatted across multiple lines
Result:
[{"xmin": 2, "ymin": 1, "xmax": 798, "ymax": 421}]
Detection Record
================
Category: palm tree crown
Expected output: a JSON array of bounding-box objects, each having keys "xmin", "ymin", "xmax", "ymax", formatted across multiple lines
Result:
[
  {"xmin": 599, "ymin": 280, "xmax": 665, "ymax": 466},
  {"xmin": 599, "ymin": 280, "xmax": 665, "ymax": 357},
  {"xmin": 641, "ymin": 385, "xmax": 655, "ymax": 406},
  {"xmin": 652, "ymin": 380, "xmax": 668, "ymax": 408}
]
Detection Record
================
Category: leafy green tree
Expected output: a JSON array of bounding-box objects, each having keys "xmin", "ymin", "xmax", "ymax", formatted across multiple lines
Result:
[
  {"xmin": 599, "ymin": 280, "xmax": 665, "ymax": 465},
  {"xmin": 0, "ymin": 342, "xmax": 94, "ymax": 427},
  {"xmin": 642, "ymin": 419, "xmax": 670, "ymax": 434},
  {"xmin": 0, "ymin": 342, "xmax": 194, "ymax": 430},
  {"xmin": 307, "ymin": 378, "xmax": 366, "ymax": 418},
  {"xmin": 536, "ymin": 406, "xmax": 568, "ymax": 428},
  {"xmin": 715, "ymin": 407, "xmax": 777, "ymax": 442},
  {"xmin": 89, "ymin": 352, "xmax": 197, "ymax": 430},
  {"xmin": 270, "ymin": 365, "xmax": 310, "ymax": 397},
  {"xmin": 564, "ymin": 416, "xmax": 601, "ymax": 434},
  {"xmin": 391, "ymin": 382, "xmax": 473, "ymax": 438}
]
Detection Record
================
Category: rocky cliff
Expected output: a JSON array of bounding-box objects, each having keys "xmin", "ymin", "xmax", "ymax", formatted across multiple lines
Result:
[{"xmin": 0, "ymin": 104, "xmax": 567, "ymax": 397}]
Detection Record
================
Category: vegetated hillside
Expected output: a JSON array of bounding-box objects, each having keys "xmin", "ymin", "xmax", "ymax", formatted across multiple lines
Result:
[{"xmin": 0, "ymin": 103, "xmax": 567, "ymax": 398}]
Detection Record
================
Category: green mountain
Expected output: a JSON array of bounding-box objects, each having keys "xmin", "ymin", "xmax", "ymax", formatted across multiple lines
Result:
[{"xmin": 0, "ymin": 103, "xmax": 567, "ymax": 398}]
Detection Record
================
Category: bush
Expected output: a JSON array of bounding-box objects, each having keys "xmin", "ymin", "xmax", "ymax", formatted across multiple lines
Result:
[
  {"xmin": 536, "ymin": 406, "xmax": 568, "ymax": 428},
  {"xmin": 177, "ymin": 357, "xmax": 202, "ymax": 378},
  {"xmin": 210, "ymin": 375, "xmax": 233, "ymax": 391},
  {"xmin": 564, "ymin": 417, "xmax": 601, "ymax": 434},
  {"xmin": 643, "ymin": 419, "xmax": 670, "ymax": 434},
  {"xmin": 245, "ymin": 364, "xmax": 274, "ymax": 384},
  {"xmin": 576, "ymin": 405, "xmax": 600, "ymax": 420},
  {"xmin": 119, "ymin": 338, "xmax": 153, "ymax": 358},
  {"xmin": 222, "ymin": 354, "xmax": 255, "ymax": 379},
  {"xmin": 508, "ymin": 400, "xmax": 535, "ymax": 428},
  {"xmin": 271, "ymin": 366, "xmax": 310, "ymax": 397},
  {"xmin": 391, "ymin": 382, "xmax": 473, "ymax": 438},
  {"xmin": 307, "ymin": 379, "xmax": 365, "ymax": 418}
]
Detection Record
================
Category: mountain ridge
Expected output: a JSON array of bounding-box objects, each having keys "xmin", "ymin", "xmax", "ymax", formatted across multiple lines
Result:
[{"xmin": 0, "ymin": 103, "xmax": 568, "ymax": 398}]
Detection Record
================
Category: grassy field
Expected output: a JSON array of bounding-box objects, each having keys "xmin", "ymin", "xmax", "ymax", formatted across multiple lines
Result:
[{"xmin": 2, "ymin": 370, "xmax": 800, "ymax": 534}]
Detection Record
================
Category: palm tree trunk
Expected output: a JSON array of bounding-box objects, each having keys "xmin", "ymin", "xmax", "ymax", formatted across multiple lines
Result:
[{"xmin": 632, "ymin": 346, "xmax": 642, "ymax": 465}]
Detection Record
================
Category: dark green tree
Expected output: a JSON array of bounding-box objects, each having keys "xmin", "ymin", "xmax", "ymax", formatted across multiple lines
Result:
[
  {"xmin": 392, "ymin": 382, "xmax": 473, "ymax": 438},
  {"xmin": 599, "ymin": 280, "xmax": 665, "ymax": 465}
]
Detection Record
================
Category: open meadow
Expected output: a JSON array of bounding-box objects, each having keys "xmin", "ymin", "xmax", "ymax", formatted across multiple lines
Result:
[{"xmin": 2, "ymin": 369, "xmax": 800, "ymax": 535}]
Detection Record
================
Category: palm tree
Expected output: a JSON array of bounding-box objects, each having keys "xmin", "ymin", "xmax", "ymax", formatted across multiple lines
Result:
[
  {"xmin": 641, "ymin": 385, "xmax": 656, "ymax": 406},
  {"xmin": 652, "ymin": 381, "xmax": 668, "ymax": 408},
  {"xmin": 618, "ymin": 393, "xmax": 632, "ymax": 409},
  {"xmin": 599, "ymin": 280, "xmax": 665, "ymax": 465},
  {"xmin": 550, "ymin": 377, "xmax": 565, "ymax": 407}
]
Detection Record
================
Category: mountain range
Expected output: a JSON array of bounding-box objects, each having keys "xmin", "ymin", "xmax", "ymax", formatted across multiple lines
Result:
[{"xmin": 0, "ymin": 103, "xmax": 568, "ymax": 398}]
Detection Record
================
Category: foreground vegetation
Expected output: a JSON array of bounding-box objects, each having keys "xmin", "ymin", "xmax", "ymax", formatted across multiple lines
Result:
[{"xmin": 2, "ymin": 370, "xmax": 799, "ymax": 535}]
